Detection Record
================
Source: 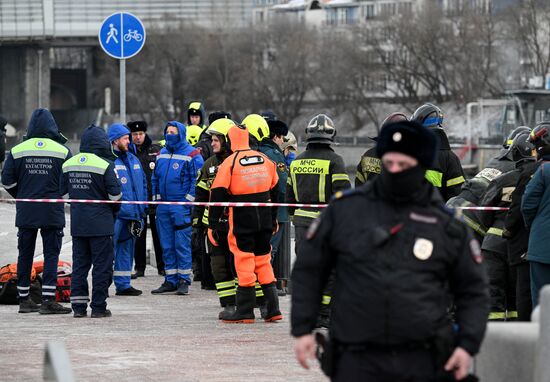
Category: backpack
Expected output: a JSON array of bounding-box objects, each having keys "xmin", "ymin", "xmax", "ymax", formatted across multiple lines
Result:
[
  {"xmin": 33, "ymin": 260, "xmax": 72, "ymax": 303},
  {"xmin": 0, "ymin": 264, "xmax": 41, "ymax": 305}
]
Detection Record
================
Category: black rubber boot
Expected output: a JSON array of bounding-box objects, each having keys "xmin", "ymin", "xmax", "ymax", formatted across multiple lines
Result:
[
  {"xmin": 261, "ymin": 282, "xmax": 283, "ymax": 322},
  {"xmin": 218, "ymin": 305, "xmax": 236, "ymax": 320},
  {"xmin": 221, "ymin": 286, "xmax": 256, "ymax": 324}
]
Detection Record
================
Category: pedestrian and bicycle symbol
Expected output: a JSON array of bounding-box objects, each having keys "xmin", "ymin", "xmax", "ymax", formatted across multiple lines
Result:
[{"xmin": 99, "ymin": 12, "xmax": 146, "ymax": 59}]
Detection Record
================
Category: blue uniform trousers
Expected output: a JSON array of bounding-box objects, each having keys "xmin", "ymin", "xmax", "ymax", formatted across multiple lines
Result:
[
  {"xmin": 156, "ymin": 206, "xmax": 192, "ymax": 286},
  {"xmin": 70, "ymin": 236, "xmax": 114, "ymax": 313},
  {"xmin": 113, "ymin": 218, "xmax": 135, "ymax": 291},
  {"xmin": 17, "ymin": 227, "xmax": 63, "ymax": 301}
]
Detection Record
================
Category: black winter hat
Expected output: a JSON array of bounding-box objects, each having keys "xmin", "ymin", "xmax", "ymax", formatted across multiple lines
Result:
[
  {"xmin": 208, "ymin": 111, "xmax": 232, "ymax": 125},
  {"xmin": 376, "ymin": 120, "xmax": 438, "ymax": 168},
  {"xmin": 127, "ymin": 120, "xmax": 147, "ymax": 133},
  {"xmin": 267, "ymin": 119, "xmax": 289, "ymax": 136}
]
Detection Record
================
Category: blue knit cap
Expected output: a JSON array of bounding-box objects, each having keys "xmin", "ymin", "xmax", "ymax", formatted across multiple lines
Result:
[{"xmin": 108, "ymin": 123, "xmax": 130, "ymax": 142}]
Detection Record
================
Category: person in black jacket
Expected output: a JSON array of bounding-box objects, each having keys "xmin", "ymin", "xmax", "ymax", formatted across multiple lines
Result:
[
  {"xmin": 504, "ymin": 158, "xmax": 540, "ymax": 321},
  {"xmin": 61, "ymin": 125, "xmax": 121, "ymax": 318},
  {"xmin": 292, "ymin": 120, "xmax": 489, "ymax": 381},
  {"xmin": 411, "ymin": 103, "xmax": 465, "ymax": 201},
  {"xmin": 127, "ymin": 120, "xmax": 164, "ymax": 277},
  {"xmin": 0, "ymin": 115, "xmax": 7, "ymax": 164},
  {"xmin": 478, "ymin": 131, "xmax": 535, "ymax": 321},
  {"xmin": 1, "ymin": 109, "xmax": 72, "ymax": 315}
]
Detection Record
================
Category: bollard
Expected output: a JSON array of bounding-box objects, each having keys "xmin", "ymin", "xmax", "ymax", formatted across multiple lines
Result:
[
  {"xmin": 535, "ymin": 285, "xmax": 550, "ymax": 382},
  {"xmin": 43, "ymin": 340, "xmax": 75, "ymax": 382}
]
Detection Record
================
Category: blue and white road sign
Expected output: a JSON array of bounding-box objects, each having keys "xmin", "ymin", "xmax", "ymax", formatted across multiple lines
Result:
[{"xmin": 99, "ymin": 12, "xmax": 146, "ymax": 59}]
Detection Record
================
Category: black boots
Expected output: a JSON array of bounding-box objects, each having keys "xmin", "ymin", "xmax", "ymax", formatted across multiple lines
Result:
[
  {"xmin": 221, "ymin": 286, "xmax": 256, "ymax": 324},
  {"xmin": 261, "ymin": 282, "xmax": 283, "ymax": 322},
  {"xmin": 39, "ymin": 300, "xmax": 72, "ymax": 315},
  {"xmin": 18, "ymin": 298, "xmax": 40, "ymax": 313},
  {"xmin": 218, "ymin": 305, "xmax": 236, "ymax": 320}
]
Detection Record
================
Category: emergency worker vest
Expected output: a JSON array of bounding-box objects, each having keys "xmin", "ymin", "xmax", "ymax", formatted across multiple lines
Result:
[
  {"xmin": 287, "ymin": 145, "xmax": 350, "ymax": 226},
  {"xmin": 9, "ymin": 138, "xmax": 69, "ymax": 228}
]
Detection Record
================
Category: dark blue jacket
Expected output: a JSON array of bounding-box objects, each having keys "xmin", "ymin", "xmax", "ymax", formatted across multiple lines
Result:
[
  {"xmin": 522, "ymin": 160, "xmax": 550, "ymax": 264},
  {"xmin": 1, "ymin": 109, "xmax": 71, "ymax": 228},
  {"xmin": 260, "ymin": 139, "xmax": 288, "ymax": 222},
  {"xmin": 152, "ymin": 121, "xmax": 204, "ymax": 223},
  {"xmin": 61, "ymin": 125, "xmax": 121, "ymax": 236},
  {"xmin": 113, "ymin": 148, "xmax": 147, "ymax": 222}
]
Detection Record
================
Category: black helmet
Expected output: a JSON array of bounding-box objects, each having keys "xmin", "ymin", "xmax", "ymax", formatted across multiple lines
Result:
[
  {"xmin": 503, "ymin": 126, "xmax": 531, "ymax": 149},
  {"xmin": 305, "ymin": 114, "xmax": 336, "ymax": 144},
  {"xmin": 529, "ymin": 121, "xmax": 550, "ymax": 156},
  {"xmin": 411, "ymin": 103, "xmax": 443, "ymax": 128},
  {"xmin": 510, "ymin": 132, "xmax": 534, "ymax": 162}
]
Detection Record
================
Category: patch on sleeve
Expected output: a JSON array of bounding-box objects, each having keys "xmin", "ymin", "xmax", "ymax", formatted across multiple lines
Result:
[
  {"xmin": 306, "ymin": 218, "xmax": 321, "ymax": 240},
  {"xmin": 277, "ymin": 162, "xmax": 286, "ymax": 172},
  {"xmin": 470, "ymin": 239, "xmax": 482, "ymax": 264}
]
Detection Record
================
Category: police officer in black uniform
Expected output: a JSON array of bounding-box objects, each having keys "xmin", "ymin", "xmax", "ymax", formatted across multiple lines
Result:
[
  {"xmin": 411, "ymin": 103, "xmax": 465, "ymax": 201},
  {"xmin": 287, "ymin": 114, "xmax": 351, "ymax": 326},
  {"xmin": 127, "ymin": 120, "xmax": 164, "ymax": 277},
  {"xmin": 291, "ymin": 120, "xmax": 489, "ymax": 381}
]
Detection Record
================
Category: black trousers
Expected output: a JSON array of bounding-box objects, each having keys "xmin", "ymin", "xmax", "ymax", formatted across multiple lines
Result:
[
  {"xmin": 295, "ymin": 224, "xmax": 334, "ymax": 319},
  {"xmin": 515, "ymin": 262, "xmax": 532, "ymax": 321},
  {"xmin": 134, "ymin": 214, "xmax": 164, "ymax": 272},
  {"xmin": 17, "ymin": 227, "xmax": 63, "ymax": 301},
  {"xmin": 71, "ymin": 236, "xmax": 114, "ymax": 313},
  {"xmin": 192, "ymin": 226, "xmax": 214, "ymax": 287},
  {"xmin": 484, "ymin": 249, "xmax": 516, "ymax": 319},
  {"xmin": 332, "ymin": 348, "xmax": 439, "ymax": 382}
]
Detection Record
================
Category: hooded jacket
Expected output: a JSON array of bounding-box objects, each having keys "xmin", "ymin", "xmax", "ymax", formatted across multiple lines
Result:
[
  {"xmin": 108, "ymin": 124, "xmax": 148, "ymax": 221},
  {"xmin": 209, "ymin": 126, "xmax": 279, "ymax": 234},
  {"xmin": 151, "ymin": 121, "xmax": 204, "ymax": 222},
  {"xmin": 61, "ymin": 125, "xmax": 121, "ymax": 236},
  {"xmin": 1, "ymin": 109, "xmax": 71, "ymax": 228}
]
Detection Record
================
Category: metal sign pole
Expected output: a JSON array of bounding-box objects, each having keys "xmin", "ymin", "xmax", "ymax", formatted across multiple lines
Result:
[{"xmin": 120, "ymin": 59, "xmax": 126, "ymax": 124}]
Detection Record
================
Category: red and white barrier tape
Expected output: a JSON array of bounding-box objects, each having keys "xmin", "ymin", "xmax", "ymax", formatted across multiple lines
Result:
[{"xmin": 0, "ymin": 198, "xmax": 509, "ymax": 210}]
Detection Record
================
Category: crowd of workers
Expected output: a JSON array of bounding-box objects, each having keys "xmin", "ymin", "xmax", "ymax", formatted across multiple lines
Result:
[{"xmin": 2, "ymin": 99, "xmax": 550, "ymax": 379}]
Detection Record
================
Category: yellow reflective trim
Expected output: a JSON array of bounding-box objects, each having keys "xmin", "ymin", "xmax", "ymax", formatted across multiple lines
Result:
[
  {"xmin": 507, "ymin": 139, "xmax": 514, "ymax": 145},
  {"xmin": 487, "ymin": 227, "xmax": 504, "ymax": 236},
  {"xmin": 218, "ymin": 290, "xmax": 236, "ymax": 297},
  {"xmin": 295, "ymin": 209, "xmax": 321, "ymax": 219},
  {"xmin": 290, "ymin": 171, "xmax": 299, "ymax": 202},
  {"xmin": 332, "ymin": 173, "xmax": 350, "ymax": 182},
  {"xmin": 461, "ymin": 215, "xmax": 486, "ymax": 236},
  {"xmin": 446, "ymin": 176, "xmax": 465, "ymax": 187},
  {"xmin": 216, "ymin": 281, "xmax": 235, "ymax": 289},
  {"xmin": 355, "ymin": 171, "xmax": 366, "ymax": 183},
  {"xmin": 202, "ymin": 208, "xmax": 209, "ymax": 225},
  {"xmin": 507, "ymin": 311, "xmax": 518, "ymax": 319},
  {"xmin": 425, "ymin": 170, "xmax": 443, "ymax": 187},
  {"xmin": 489, "ymin": 312, "xmax": 506, "ymax": 320},
  {"xmin": 322, "ymin": 295, "xmax": 331, "ymax": 305},
  {"xmin": 197, "ymin": 181, "xmax": 209, "ymax": 191},
  {"xmin": 319, "ymin": 173, "xmax": 326, "ymax": 202}
]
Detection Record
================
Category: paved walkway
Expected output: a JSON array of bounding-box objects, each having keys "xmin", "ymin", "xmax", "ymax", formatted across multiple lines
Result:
[{"xmin": 1, "ymin": 268, "xmax": 326, "ymax": 382}]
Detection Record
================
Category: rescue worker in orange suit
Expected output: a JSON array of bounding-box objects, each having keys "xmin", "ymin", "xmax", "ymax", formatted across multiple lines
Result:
[{"xmin": 209, "ymin": 125, "xmax": 282, "ymax": 323}]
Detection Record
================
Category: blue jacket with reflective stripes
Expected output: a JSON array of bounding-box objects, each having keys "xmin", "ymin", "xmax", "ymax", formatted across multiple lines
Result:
[
  {"xmin": 114, "ymin": 149, "xmax": 148, "ymax": 221},
  {"xmin": 260, "ymin": 139, "xmax": 289, "ymax": 222},
  {"xmin": 1, "ymin": 109, "xmax": 71, "ymax": 228},
  {"xmin": 61, "ymin": 125, "xmax": 121, "ymax": 236},
  {"xmin": 152, "ymin": 121, "xmax": 204, "ymax": 218}
]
